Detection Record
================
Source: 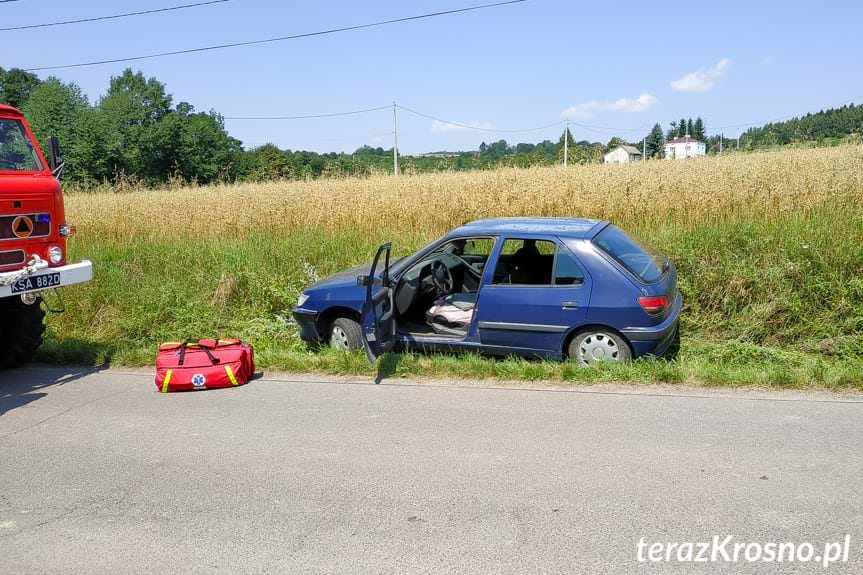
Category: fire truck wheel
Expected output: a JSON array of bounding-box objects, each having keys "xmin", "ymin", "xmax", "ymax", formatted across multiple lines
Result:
[{"xmin": 0, "ymin": 297, "xmax": 46, "ymax": 369}]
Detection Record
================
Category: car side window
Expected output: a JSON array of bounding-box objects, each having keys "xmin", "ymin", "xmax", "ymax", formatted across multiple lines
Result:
[
  {"xmin": 492, "ymin": 239, "xmax": 585, "ymax": 286},
  {"xmin": 492, "ymin": 239, "xmax": 556, "ymax": 285},
  {"xmin": 554, "ymin": 250, "xmax": 585, "ymax": 285}
]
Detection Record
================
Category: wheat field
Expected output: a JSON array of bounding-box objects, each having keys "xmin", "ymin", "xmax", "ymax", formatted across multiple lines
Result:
[{"xmin": 66, "ymin": 145, "xmax": 863, "ymax": 241}]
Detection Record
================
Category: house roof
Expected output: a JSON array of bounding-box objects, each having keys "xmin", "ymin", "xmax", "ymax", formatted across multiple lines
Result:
[
  {"xmin": 668, "ymin": 136, "xmax": 703, "ymax": 144},
  {"xmin": 604, "ymin": 145, "xmax": 642, "ymax": 156}
]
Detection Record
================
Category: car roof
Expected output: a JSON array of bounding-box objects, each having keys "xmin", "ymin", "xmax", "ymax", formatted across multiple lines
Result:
[{"xmin": 447, "ymin": 217, "xmax": 607, "ymax": 239}]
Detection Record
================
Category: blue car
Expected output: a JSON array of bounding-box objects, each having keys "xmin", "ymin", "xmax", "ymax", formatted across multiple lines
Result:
[{"xmin": 293, "ymin": 217, "xmax": 681, "ymax": 364}]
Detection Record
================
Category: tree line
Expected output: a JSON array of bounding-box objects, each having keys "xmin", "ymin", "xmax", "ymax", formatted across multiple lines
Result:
[{"xmin": 2, "ymin": 66, "xmax": 861, "ymax": 187}]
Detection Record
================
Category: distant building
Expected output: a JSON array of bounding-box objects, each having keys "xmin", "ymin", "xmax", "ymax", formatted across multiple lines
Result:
[
  {"xmin": 603, "ymin": 145, "xmax": 642, "ymax": 164},
  {"xmin": 664, "ymin": 136, "xmax": 706, "ymax": 160}
]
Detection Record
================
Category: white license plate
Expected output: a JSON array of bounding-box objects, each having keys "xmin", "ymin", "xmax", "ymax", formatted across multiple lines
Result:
[{"xmin": 11, "ymin": 272, "xmax": 61, "ymax": 294}]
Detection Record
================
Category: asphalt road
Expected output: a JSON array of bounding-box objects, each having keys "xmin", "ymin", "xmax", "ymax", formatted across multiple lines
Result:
[{"xmin": 1, "ymin": 367, "xmax": 861, "ymax": 574}]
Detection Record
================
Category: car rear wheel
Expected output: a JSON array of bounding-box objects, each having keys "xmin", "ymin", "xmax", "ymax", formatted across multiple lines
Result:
[
  {"xmin": 329, "ymin": 317, "xmax": 362, "ymax": 352},
  {"xmin": 568, "ymin": 329, "xmax": 631, "ymax": 365}
]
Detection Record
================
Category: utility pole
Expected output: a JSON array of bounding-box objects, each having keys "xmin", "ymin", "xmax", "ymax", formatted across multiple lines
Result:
[
  {"xmin": 563, "ymin": 119, "xmax": 569, "ymax": 168},
  {"xmin": 737, "ymin": 136, "xmax": 740, "ymax": 151},
  {"xmin": 642, "ymin": 135, "xmax": 646, "ymax": 160},
  {"xmin": 719, "ymin": 133, "xmax": 723, "ymax": 155},
  {"xmin": 392, "ymin": 102, "xmax": 399, "ymax": 176}
]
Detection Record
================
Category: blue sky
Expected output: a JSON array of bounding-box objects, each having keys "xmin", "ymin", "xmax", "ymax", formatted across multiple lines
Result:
[{"xmin": 3, "ymin": 0, "xmax": 862, "ymax": 153}]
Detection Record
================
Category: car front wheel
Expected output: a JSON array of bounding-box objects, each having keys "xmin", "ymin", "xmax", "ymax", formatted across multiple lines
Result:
[
  {"xmin": 568, "ymin": 329, "xmax": 631, "ymax": 365},
  {"xmin": 329, "ymin": 317, "xmax": 362, "ymax": 352}
]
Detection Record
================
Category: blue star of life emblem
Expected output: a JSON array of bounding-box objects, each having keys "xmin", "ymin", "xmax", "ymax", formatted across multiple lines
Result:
[{"xmin": 191, "ymin": 373, "xmax": 207, "ymax": 388}]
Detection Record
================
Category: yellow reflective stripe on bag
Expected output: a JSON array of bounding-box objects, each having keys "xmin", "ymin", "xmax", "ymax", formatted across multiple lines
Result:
[
  {"xmin": 225, "ymin": 365, "xmax": 239, "ymax": 386},
  {"xmin": 161, "ymin": 370, "xmax": 173, "ymax": 393}
]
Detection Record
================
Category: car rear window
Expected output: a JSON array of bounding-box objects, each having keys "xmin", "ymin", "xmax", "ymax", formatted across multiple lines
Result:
[{"xmin": 593, "ymin": 225, "xmax": 664, "ymax": 284}]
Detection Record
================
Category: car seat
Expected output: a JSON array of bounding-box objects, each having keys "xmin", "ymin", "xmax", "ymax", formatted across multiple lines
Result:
[
  {"xmin": 426, "ymin": 292, "xmax": 477, "ymax": 336},
  {"xmin": 508, "ymin": 240, "xmax": 539, "ymax": 284}
]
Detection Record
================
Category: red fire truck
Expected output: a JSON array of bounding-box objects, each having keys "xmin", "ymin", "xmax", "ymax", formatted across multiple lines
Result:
[{"xmin": 0, "ymin": 104, "xmax": 92, "ymax": 368}]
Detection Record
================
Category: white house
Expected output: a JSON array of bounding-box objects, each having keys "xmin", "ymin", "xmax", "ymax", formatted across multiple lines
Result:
[
  {"xmin": 603, "ymin": 145, "xmax": 642, "ymax": 164},
  {"xmin": 664, "ymin": 136, "xmax": 706, "ymax": 160}
]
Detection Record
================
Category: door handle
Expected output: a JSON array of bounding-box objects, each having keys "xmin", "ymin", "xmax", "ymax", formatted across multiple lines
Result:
[{"xmin": 560, "ymin": 301, "xmax": 579, "ymax": 309}]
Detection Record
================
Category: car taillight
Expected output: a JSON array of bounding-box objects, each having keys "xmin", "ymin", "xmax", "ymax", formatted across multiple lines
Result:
[{"xmin": 638, "ymin": 295, "xmax": 669, "ymax": 315}]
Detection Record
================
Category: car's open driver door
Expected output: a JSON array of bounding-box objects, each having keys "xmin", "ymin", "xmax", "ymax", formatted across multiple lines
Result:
[{"xmin": 359, "ymin": 243, "xmax": 396, "ymax": 363}]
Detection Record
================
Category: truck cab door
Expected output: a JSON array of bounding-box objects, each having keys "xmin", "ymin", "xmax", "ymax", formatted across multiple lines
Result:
[{"xmin": 359, "ymin": 243, "xmax": 396, "ymax": 363}]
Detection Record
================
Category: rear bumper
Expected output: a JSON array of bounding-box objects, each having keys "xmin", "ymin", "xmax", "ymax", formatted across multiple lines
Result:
[
  {"xmin": 621, "ymin": 290, "xmax": 682, "ymax": 356},
  {"xmin": 0, "ymin": 259, "xmax": 93, "ymax": 299},
  {"xmin": 293, "ymin": 307, "xmax": 322, "ymax": 342}
]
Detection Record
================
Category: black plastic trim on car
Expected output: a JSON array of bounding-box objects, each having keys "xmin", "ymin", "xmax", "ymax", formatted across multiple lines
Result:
[{"xmin": 477, "ymin": 321, "xmax": 569, "ymax": 333}]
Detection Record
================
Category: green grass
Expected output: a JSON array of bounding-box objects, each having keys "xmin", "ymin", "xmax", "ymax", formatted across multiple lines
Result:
[{"xmin": 38, "ymin": 208, "xmax": 863, "ymax": 389}]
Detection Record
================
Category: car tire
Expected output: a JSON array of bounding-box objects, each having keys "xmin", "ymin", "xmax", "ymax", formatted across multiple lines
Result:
[
  {"xmin": 0, "ymin": 297, "xmax": 46, "ymax": 369},
  {"xmin": 568, "ymin": 329, "xmax": 631, "ymax": 365},
  {"xmin": 329, "ymin": 317, "xmax": 362, "ymax": 352}
]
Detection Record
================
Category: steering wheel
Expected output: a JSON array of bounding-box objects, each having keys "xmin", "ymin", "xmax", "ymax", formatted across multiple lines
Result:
[{"xmin": 431, "ymin": 260, "xmax": 454, "ymax": 294}]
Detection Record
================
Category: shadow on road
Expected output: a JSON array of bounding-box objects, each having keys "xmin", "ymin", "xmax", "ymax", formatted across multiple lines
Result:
[
  {"xmin": 0, "ymin": 365, "xmax": 109, "ymax": 417},
  {"xmin": 375, "ymin": 353, "xmax": 404, "ymax": 384}
]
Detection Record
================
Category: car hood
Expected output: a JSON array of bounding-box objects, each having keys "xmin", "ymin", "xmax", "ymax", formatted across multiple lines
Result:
[
  {"xmin": 310, "ymin": 263, "xmax": 370, "ymax": 289},
  {"xmin": 309, "ymin": 257, "xmax": 405, "ymax": 291}
]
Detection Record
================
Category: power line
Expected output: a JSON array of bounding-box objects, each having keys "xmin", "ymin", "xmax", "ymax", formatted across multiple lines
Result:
[
  {"xmin": 224, "ymin": 105, "xmax": 390, "ymax": 120},
  {"xmin": 23, "ymin": 0, "xmax": 529, "ymax": 72},
  {"xmin": 1, "ymin": 1, "xmax": 229, "ymax": 32},
  {"xmin": 397, "ymin": 104, "xmax": 565, "ymax": 133}
]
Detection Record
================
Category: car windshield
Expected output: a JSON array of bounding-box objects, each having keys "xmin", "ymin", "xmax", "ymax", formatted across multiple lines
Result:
[
  {"xmin": 593, "ymin": 225, "xmax": 665, "ymax": 284},
  {"xmin": 0, "ymin": 118, "xmax": 43, "ymax": 171}
]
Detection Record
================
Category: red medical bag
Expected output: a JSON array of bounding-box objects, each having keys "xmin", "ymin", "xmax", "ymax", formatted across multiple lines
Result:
[{"xmin": 155, "ymin": 339, "xmax": 255, "ymax": 393}]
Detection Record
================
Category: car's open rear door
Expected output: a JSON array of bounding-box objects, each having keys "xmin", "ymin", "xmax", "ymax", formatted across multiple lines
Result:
[{"xmin": 359, "ymin": 243, "xmax": 396, "ymax": 363}]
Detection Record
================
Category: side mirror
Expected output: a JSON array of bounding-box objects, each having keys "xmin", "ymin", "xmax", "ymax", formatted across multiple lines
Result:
[{"xmin": 47, "ymin": 136, "xmax": 65, "ymax": 178}]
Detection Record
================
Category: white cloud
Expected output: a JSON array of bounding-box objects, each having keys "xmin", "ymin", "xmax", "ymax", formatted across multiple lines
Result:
[
  {"xmin": 670, "ymin": 58, "xmax": 731, "ymax": 92},
  {"xmin": 561, "ymin": 93, "xmax": 657, "ymax": 119},
  {"xmin": 430, "ymin": 119, "xmax": 495, "ymax": 132}
]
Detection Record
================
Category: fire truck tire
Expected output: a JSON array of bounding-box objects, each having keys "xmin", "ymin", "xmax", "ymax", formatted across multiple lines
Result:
[{"xmin": 0, "ymin": 297, "xmax": 46, "ymax": 369}]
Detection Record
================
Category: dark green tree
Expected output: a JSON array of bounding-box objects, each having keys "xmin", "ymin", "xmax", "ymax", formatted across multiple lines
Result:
[
  {"xmin": 645, "ymin": 123, "xmax": 665, "ymax": 158},
  {"xmin": 0, "ymin": 68, "xmax": 41, "ymax": 109},
  {"xmin": 557, "ymin": 128, "xmax": 577, "ymax": 163},
  {"xmin": 22, "ymin": 77, "xmax": 89, "ymax": 178},
  {"xmin": 693, "ymin": 117, "xmax": 706, "ymax": 141},
  {"xmin": 605, "ymin": 136, "xmax": 628, "ymax": 151},
  {"xmin": 678, "ymin": 118, "xmax": 687, "ymax": 137}
]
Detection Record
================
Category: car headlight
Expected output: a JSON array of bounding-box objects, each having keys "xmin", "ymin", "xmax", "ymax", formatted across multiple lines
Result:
[
  {"xmin": 297, "ymin": 293, "xmax": 310, "ymax": 307},
  {"xmin": 47, "ymin": 245, "xmax": 63, "ymax": 264}
]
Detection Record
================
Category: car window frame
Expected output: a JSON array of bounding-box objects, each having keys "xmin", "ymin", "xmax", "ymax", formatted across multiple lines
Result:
[
  {"xmin": 392, "ymin": 234, "xmax": 499, "ymax": 282},
  {"xmin": 485, "ymin": 235, "xmax": 588, "ymax": 289}
]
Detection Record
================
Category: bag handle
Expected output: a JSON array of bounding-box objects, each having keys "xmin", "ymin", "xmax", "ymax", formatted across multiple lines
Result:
[
  {"xmin": 177, "ymin": 339, "xmax": 221, "ymax": 366},
  {"xmin": 178, "ymin": 340, "xmax": 191, "ymax": 366}
]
